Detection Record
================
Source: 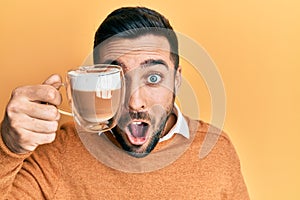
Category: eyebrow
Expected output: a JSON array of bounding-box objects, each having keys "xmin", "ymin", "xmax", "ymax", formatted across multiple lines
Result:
[
  {"xmin": 103, "ymin": 59, "xmax": 123, "ymax": 66},
  {"xmin": 140, "ymin": 59, "xmax": 169, "ymax": 70},
  {"xmin": 103, "ymin": 59, "xmax": 169, "ymax": 70}
]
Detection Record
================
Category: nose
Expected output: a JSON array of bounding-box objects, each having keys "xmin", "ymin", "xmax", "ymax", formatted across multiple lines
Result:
[{"xmin": 127, "ymin": 87, "xmax": 146, "ymax": 111}]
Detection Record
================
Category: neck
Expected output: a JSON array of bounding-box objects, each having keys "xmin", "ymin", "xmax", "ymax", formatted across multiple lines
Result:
[{"xmin": 160, "ymin": 113, "xmax": 177, "ymax": 138}]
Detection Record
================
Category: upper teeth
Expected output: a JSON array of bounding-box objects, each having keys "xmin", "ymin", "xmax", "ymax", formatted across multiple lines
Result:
[{"xmin": 133, "ymin": 121, "xmax": 142, "ymax": 125}]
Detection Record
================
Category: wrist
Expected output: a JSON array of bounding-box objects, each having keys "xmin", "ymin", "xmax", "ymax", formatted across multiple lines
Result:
[{"xmin": 1, "ymin": 118, "xmax": 30, "ymax": 154}]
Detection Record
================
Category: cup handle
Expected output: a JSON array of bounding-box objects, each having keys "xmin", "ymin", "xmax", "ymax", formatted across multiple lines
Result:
[
  {"xmin": 57, "ymin": 82, "xmax": 73, "ymax": 117},
  {"xmin": 58, "ymin": 109, "xmax": 73, "ymax": 117}
]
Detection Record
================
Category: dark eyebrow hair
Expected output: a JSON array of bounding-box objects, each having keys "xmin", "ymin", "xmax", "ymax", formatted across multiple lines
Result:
[
  {"xmin": 103, "ymin": 59, "xmax": 123, "ymax": 66},
  {"xmin": 103, "ymin": 59, "xmax": 169, "ymax": 70},
  {"xmin": 140, "ymin": 59, "xmax": 169, "ymax": 70}
]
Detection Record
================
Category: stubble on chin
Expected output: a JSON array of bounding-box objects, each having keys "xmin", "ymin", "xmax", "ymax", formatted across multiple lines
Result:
[
  {"xmin": 112, "ymin": 102, "xmax": 175, "ymax": 158},
  {"xmin": 112, "ymin": 112, "xmax": 171, "ymax": 158}
]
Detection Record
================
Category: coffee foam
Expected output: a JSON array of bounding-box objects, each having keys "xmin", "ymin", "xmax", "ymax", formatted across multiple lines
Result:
[{"xmin": 68, "ymin": 70, "xmax": 121, "ymax": 91}]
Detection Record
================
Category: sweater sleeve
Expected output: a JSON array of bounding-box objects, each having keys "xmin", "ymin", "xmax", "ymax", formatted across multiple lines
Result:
[
  {"xmin": 0, "ymin": 124, "xmax": 68, "ymax": 199},
  {"xmin": 0, "ymin": 131, "xmax": 32, "ymax": 198},
  {"xmin": 217, "ymin": 133, "xmax": 250, "ymax": 200},
  {"xmin": 225, "ymin": 141, "xmax": 250, "ymax": 199},
  {"xmin": 197, "ymin": 121, "xmax": 250, "ymax": 200}
]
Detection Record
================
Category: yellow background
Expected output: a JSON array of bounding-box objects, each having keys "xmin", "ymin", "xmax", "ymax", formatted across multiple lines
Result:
[{"xmin": 1, "ymin": 0, "xmax": 299, "ymax": 199}]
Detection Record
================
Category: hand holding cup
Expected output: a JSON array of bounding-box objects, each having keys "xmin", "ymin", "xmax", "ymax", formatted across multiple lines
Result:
[{"xmin": 1, "ymin": 75, "xmax": 62, "ymax": 153}]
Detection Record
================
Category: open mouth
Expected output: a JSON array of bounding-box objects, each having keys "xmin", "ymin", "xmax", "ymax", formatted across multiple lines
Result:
[{"xmin": 126, "ymin": 121, "xmax": 150, "ymax": 145}]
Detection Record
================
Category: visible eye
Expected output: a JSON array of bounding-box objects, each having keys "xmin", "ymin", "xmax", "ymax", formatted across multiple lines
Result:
[{"xmin": 147, "ymin": 74, "xmax": 162, "ymax": 84}]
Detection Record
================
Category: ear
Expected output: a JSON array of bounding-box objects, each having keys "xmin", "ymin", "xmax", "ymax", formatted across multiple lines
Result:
[{"xmin": 174, "ymin": 65, "xmax": 182, "ymax": 94}]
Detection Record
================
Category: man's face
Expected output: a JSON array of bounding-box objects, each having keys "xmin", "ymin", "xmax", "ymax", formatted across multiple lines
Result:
[{"xmin": 98, "ymin": 34, "xmax": 181, "ymax": 158}]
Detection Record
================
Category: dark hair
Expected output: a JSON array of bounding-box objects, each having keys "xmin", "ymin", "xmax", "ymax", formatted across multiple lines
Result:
[{"xmin": 93, "ymin": 7, "xmax": 179, "ymax": 69}]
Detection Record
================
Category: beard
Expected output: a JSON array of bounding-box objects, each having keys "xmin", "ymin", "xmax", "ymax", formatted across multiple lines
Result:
[{"xmin": 112, "ymin": 102, "xmax": 174, "ymax": 158}]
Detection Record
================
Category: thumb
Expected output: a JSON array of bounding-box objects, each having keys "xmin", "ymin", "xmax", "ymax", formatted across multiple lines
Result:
[{"xmin": 43, "ymin": 74, "xmax": 62, "ymax": 89}]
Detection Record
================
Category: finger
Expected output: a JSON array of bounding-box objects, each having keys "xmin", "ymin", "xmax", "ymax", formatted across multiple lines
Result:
[
  {"xmin": 20, "ymin": 100, "xmax": 60, "ymax": 121},
  {"xmin": 16, "ymin": 128, "xmax": 56, "ymax": 152},
  {"xmin": 7, "ymin": 95, "xmax": 61, "ymax": 124},
  {"xmin": 43, "ymin": 74, "xmax": 62, "ymax": 89},
  {"xmin": 11, "ymin": 113, "xmax": 59, "ymax": 134},
  {"xmin": 12, "ymin": 85, "xmax": 62, "ymax": 106}
]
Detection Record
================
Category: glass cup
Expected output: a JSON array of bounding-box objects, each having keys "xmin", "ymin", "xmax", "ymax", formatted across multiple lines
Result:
[{"xmin": 59, "ymin": 64, "xmax": 125, "ymax": 133}]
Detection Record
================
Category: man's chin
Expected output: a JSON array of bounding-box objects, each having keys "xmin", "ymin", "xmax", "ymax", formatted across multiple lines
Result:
[
  {"xmin": 112, "ymin": 114, "xmax": 170, "ymax": 158},
  {"xmin": 123, "ymin": 135, "xmax": 160, "ymax": 158},
  {"xmin": 126, "ymin": 150, "xmax": 151, "ymax": 158},
  {"xmin": 112, "ymin": 128, "xmax": 161, "ymax": 158}
]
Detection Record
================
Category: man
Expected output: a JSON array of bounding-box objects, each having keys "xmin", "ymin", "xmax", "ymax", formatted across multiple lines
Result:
[{"xmin": 0, "ymin": 7, "xmax": 249, "ymax": 199}]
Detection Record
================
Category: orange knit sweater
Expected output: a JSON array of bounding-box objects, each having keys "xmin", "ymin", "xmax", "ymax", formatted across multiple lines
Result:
[{"xmin": 0, "ymin": 118, "xmax": 249, "ymax": 199}]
